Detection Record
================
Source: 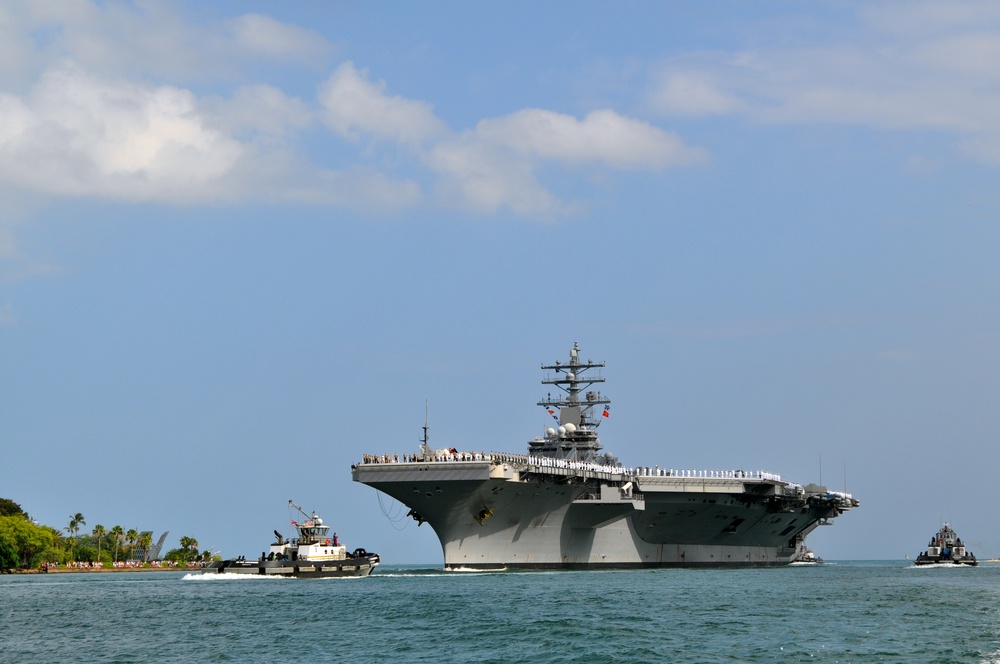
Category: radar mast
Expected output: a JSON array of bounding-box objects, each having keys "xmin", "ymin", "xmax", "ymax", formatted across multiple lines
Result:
[{"xmin": 529, "ymin": 342, "xmax": 611, "ymax": 462}]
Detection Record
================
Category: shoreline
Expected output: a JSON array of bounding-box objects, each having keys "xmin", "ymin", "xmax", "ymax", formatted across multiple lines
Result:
[{"xmin": 7, "ymin": 565, "xmax": 205, "ymax": 575}]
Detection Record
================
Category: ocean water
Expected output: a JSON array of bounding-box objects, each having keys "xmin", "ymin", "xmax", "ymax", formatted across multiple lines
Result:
[{"xmin": 2, "ymin": 561, "xmax": 999, "ymax": 663}]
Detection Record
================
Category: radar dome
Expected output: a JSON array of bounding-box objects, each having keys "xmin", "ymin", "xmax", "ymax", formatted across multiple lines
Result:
[
  {"xmin": 546, "ymin": 428, "xmax": 556, "ymax": 437},
  {"xmin": 566, "ymin": 372, "xmax": 575, "ymax": 381},
  {"xmin": 564, "ymin": 423, "xmax": 577, "ymax": 433},
  {"xmin": 558, "ymin": 426, "xmax": 566, "ymax": 436}
]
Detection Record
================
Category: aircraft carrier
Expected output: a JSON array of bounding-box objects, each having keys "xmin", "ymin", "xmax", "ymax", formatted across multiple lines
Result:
[{"xmin": 352, "ymin": 343, "xmax": 859, "ymax": 568}]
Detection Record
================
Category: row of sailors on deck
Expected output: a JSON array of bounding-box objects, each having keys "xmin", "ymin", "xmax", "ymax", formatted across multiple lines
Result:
[
  {"xmin": 359, "ymin": 452, "xmax": 781, "ymax": 482},
  {"xmin": 521, "ymin": 456, "xmax": 781, "ymax": 481},
  {"xmin": 643, "ymin": 469, "xmax": 781, "ymax": 480},
  {"xmin": 524, "ymin": 454, "xmax": 623, "ymax": 475},
  {"xmin": 362, "ymin": 452, "xmax": 490, "ymax": 464}
]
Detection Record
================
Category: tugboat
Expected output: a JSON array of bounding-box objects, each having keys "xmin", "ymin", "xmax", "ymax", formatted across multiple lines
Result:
[
  {"xmin": 914, "ymin": 523, "xmax": 978, "ymax": 566},
  {"xmin": 791, "ymin": 544, "xmax": 824, "ymax": 564},
  {"xmin": 203, "ymin": 500, "xmax": 380, "ymax": 577}
]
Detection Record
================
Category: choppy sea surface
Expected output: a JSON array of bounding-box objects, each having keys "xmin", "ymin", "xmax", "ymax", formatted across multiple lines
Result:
[{"xmin": 2, "ymin": 561, "xmax": 999, "ymax": 663}]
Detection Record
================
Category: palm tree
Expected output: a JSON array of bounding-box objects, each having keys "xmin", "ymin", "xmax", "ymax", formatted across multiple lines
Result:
[
  {"xmin": 137, "ymin": 532, "xmax": 153, "ymax": 562},
  {"xmin": 126, "ymin": 529, "xmax": 139, "ymax": 561},
  {"xmin": 66, "ymin": 513, "xmax": 85, "ymax": 557},
  {"xmin": 92, "ymin": 524, "xmax": 106, "ymax": 561},
  {"xmin": 110, "ymin": 525, "xmax": 124, "ymax": 562},
  {"xmin": 179, "ymin": 536, "xmax": 200, "ymax": 562},
  {"xmin": 66, "ymin": 512, "xmax": 85, "ymax": 538}
]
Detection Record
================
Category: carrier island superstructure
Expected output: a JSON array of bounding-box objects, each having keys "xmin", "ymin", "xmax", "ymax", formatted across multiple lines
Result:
[{"xmin": 352, "ymin": 343, "xmax": 859, "ymax": 568}]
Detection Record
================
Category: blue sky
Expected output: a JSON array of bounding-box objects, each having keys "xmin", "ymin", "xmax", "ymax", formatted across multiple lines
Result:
[{"xmin": 2, "ymin": 1, "xmax": 999, "ymax": 563}]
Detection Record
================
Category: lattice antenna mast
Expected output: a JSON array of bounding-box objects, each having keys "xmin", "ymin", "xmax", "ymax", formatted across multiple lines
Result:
[{"xmin": 537, "ymin": 341, "xmax": 610, "ymax": 429}]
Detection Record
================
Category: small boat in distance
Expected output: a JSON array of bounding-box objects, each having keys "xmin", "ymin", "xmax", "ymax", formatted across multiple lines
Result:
[
  {"xmin": 914, "ymin": 523, "xmax": 977, "ymax": 566},
  {"xmin": 792, "ymin": 545, "xmax": 823, "ymax": 564},
  {"xmin": 203, "ymin": 500, "xmax": 380, "ymax": 577}
]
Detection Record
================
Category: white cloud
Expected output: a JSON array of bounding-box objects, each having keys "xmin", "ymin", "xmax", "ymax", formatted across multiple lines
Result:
[
  {"xmin": 0, "ymin": 57, "xmax": 704, "ymax": 214},
  {"xmin": 861, "ymin": 1, "xmax": 1000, "ymax": 35},
  {"xmin": 0, "ymin": 62, "xmax": 244, "ymax": 202},
  {"xmin": 647, "ymin": 71, "xmax": 745, "ymax": 116},
  {"xmin": 0, "ymin": 2, "xmax": 332, "ymax": 86},
  {"xmin": 0, "ymin": 6, "xmax": 705, "ymax": 217},
  {"xmin": 474, "ymin": 108, "xmax": 708, "ymax": 169},
  {"xmin": 315, "ymin": 64, "xmax": 707, "ymax": 216},
  {"xmin": 646, "ymin": 5, "xmax": 1000, "ymax": 163},
  {"xmin": 227, "ymin": 151, "xmax": 424, "ymax": 211},
  {"xmin": 0, "ymin": 6, "xmax": 39, "ymax": 88},
  {"xmin": 226, "ymin": 13, "xmax": 332, "ymax": 63},
  {"xmin": 319, "ymin": 62, "xmax": 448, "ymax": 145},
  {"xmin": 427, "ymin": 136, "xmax": 567, "ymax": 216},
  {"xmin": 421, "ymin": 108, "xmax": 705, "ymax": 216},
  {"xmin": 0, "ymin": 61, "xmax": 430, "ymax": 208},
  {"xmin": 203, "ymin": 85, "xmax": 315, "ymax": 142}
]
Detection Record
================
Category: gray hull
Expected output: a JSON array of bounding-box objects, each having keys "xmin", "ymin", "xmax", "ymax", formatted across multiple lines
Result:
[{"xmin": 353, "ymin": 458, "xmax": 855, "ymax": 569}]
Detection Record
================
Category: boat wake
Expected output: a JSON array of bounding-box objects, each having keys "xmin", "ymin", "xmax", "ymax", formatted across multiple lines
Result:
[
  {"xmin": 370, "ymin": 567, "xmax": 562, "ymax": 578},
  {"xmin": 182, "ymin": 572, "xmax": 286, "ymax": 581}
]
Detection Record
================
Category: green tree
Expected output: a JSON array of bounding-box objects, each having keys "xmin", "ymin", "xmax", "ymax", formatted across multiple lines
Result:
[
  {"xmin": 126, "ymin": 529, "xmax": 138, "ymax": 561},
  {"xmin": 167, "ymin": 535, "xmax": 201, "ymax": 563},
  {"xmin": 0, "ymin": 535, "xmax": 17, "ymax": 570},
  {"xmin": 0, "ymin": 516, "xmax": 54, "ymax": 568},
  {"xmin": 0, "ymin": 498, "xmax": 26, "ymax": 518},
  {"xmin": 110, "ymin": 525, "xmax": 124, "ymax": 562},
  {"xmin": 108, "ymin": 524, "xmax": 125, "ymax": 562},
  {"xmin": 92, "ymin": 524, "xmax": 106, "ymax": 561},
  {"xmin": 66, "ymin": 512, "xmax": 85, "ymax": 542},
  {"xmin": 137, "ymin": 531, "xmax": 153, "ymax": 562},
  {"xmin": 46, "ymin": 526, "xmax": 66, "ymax": 560},
  {"xmin": 73, "ymin": 542, "xmax": 96, "ymax": 563}
]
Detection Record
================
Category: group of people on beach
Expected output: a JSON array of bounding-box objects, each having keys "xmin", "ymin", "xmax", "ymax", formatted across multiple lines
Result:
[{"xmin": 39, "ymin": 559, "xmax": 204, "ymax": 572}]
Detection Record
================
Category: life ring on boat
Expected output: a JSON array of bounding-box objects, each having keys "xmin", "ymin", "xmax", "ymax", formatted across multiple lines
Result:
[{"xmin": 325, "ymin": 539, "xmax": 330, "ymax": 546}]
